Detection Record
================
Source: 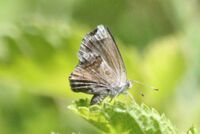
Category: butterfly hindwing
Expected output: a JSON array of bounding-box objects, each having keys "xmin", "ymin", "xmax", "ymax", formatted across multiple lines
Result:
[{"xmin": 69, "ymin": 64, "xmax": 109, "ymax": 95}]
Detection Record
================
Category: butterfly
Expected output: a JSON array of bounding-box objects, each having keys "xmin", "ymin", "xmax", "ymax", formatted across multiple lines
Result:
[{"xmin": 69, "ymin": 25, "xmax": 132, "ymax": 105}]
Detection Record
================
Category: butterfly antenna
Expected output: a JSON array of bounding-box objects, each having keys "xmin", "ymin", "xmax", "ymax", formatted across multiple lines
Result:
[
  {"xmin": 133, "ymin": 88, "xmax": 145, "ymax": 97},
  {"xmin": 132, "ymin": 80, "xmax": 159, "ymax": 91},
  {"xmin": 124, "ymin": 91, "xmax": 136, "ymax": 104},
  {"xmin": 127, "ymin": 91, "xmax": 134, "ymax": 101},
  {"xmin": 139, "ymin": 91, "xmax": 145, "ymax": 97}
]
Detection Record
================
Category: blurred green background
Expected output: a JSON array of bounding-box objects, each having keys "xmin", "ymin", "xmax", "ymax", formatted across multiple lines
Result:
[{"xmin": 0, "ymin": 0, "xmax": 200, "ymax": 133}]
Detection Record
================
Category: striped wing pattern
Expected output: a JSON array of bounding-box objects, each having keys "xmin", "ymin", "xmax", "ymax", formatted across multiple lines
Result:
[{"xmin": 69, "ymin": 25, "xmax": 127, "ymax": 104}]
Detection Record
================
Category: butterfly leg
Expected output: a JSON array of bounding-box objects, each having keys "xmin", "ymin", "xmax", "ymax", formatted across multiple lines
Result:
[
  {"xmin": 124, "ymin": 91, "xmax": 136, "ymax": 104},
  {"xmin": 108, "ymin": 89, "xmax": 122, "ymax": 103},
  {"xmin": 90, "ymin": 94, "xmax": 107, "ymax": 105},
  {"xmin": 109, "ymin": 97, "xmax": 114, "ymax": 103}
]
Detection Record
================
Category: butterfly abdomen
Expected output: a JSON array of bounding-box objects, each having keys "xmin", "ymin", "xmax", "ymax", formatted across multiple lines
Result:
[{"xmin": 90, "ymin": 94, "xmax": 107, "ymax": 105}]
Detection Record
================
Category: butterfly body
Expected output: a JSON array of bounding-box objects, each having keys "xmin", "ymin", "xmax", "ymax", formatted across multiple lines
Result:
[{"xmin": 69, "ymin": 25, "xmax": 131, "ymax": 105}]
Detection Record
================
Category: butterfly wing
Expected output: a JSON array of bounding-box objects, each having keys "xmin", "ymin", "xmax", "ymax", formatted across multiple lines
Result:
[
  {"xmin": 69, "ymin": 60, "xmax": 110, "ymax": 95},
  {"xmin": 69, "ymin": 25, "xmax": 127, "ymax": 95},
  {"xmin": 78, "ymin": 25, "xmax": 127, "ymax": 84}
]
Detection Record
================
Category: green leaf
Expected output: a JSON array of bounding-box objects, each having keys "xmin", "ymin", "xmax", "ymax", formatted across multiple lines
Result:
[
  {"xmin": 187, "ymin": 126, "xmax": 197, "ymax": 134},
  {"xmin": 68, "ymin": 98, "xmax": 178, "ymax": 134}
]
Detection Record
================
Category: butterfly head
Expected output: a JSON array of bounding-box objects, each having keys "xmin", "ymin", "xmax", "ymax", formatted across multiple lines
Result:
[{"xmin": 126, "ymin": 80, "xmax": 132, "ymax": 89}]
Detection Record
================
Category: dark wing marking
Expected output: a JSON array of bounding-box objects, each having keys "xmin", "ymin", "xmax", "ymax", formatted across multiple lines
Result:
[{"xmin": 69, "ymin": 64, "xmax": 110, "ymax": 95}]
